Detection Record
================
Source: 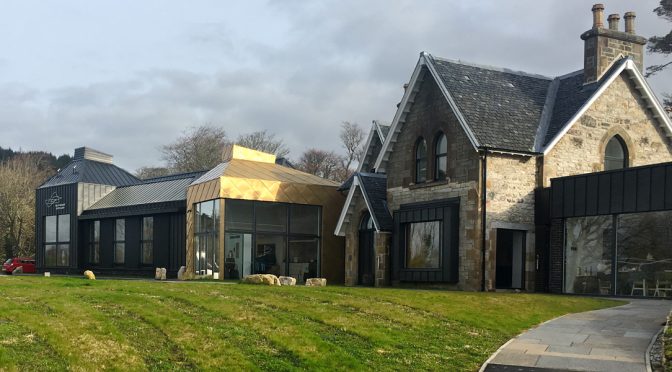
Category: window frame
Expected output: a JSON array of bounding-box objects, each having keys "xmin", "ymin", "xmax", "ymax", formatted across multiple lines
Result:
[
  {"xmin": 88, "ymin": 220, "xmax": 100, "ymax": 265},
  {"xmin": 604, "ymin": 135, "xmax": 628, "ymax": 171},
  {"xmin": 140, "ymin": 216, "xmax": 154, "ymax": 266},
  {"xmin": 44, "ymin": 214, "xmax": 71, "ymax": 267},
  {"xmin": 434, "ymin": 132, "xmax": 448, "ymax": 181},
  {"xmin": 114, "ymin": 219, "xmax": 126, "ymax": 265},
  {"xmin": 414, "ymin": 137, "xmax": 428, "ymax": 183}
]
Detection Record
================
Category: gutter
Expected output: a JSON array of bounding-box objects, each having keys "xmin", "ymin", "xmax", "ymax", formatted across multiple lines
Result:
[{"xmin": 480, "ymin": 149, "xmax": 488, "ymax": 292}]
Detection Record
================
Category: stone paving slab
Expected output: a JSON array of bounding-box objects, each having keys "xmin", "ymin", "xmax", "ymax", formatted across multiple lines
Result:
[{"xmin": 482, "ymin": 299, "xmax": 670, "ymax": 372}]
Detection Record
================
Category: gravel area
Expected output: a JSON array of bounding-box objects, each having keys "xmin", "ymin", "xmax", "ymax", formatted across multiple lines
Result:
[{"xmin": 650, "ymin": 328, "xmax": 664, "ymax": 371}]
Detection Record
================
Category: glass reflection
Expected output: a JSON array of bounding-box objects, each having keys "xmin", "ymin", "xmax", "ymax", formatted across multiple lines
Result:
[{"xmin": 564, "ymin": 216, "xmax": 613, "ymax": 295}]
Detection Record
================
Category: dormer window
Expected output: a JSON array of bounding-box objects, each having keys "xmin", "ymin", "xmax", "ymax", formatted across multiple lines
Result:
[
  {"xmin": 415, "ymin": 138, "xmax": 427, "ymax": 183},
  {"xmin": 604, "ymin": 135, "xmax": 628, "ymax": 171},
  {"xmin": 435, "ymin": 133, "xmax": 447, "ymax": 180}
]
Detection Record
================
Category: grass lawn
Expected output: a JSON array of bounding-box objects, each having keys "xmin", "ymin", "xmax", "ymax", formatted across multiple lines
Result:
[{"xmin": 0, "ymin": 276, "xmax": 620, "ymax": 371}]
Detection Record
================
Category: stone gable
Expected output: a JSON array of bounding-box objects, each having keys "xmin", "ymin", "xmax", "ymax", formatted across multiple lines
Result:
[{"xmin": 543, "ymin": 72, "xmax": 672, "ymax": 186}]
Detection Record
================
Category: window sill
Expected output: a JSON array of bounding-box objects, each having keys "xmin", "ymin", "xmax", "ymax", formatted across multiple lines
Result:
[{"xmin": 408, "ymin": 179, "xmax": 450, "ymax": 190}]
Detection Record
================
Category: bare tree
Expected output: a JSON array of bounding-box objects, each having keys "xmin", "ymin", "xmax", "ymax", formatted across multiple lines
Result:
[
  {"xmin": 0, "ymin": 154, "xmax": 51, "ymax": 258},
  {"xmin": 297, "ymin": 149, "xmax": 343, "ymax": 181},
  {"xmin": 236, "ymin": 130, "xmax": 290, "ymax": 158},
  {"xmin": 339, "ymin": 121, "xmax": 365, "ymax": 175},
  {"xmin": 135, "ymin": 166, "xmax": 172, "ymax": 180},
  {"xmin": 161, "ymin": 125, "xmax": 229, "ymax": 172},
  {"xmin": 645, "ymin": 0, "xmax": 672, "ymax": 77}
]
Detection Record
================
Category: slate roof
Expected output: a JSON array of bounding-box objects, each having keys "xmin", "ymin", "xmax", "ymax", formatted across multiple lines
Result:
[
  {"xmin": 358, "ymin": 173, "xmax": 393, "ymax": 231},
  {"xmin": 430, "ymin": 56, "xmax": 552, "ymax": 152},
  {"xmin": 85, "ymin": 171, "xmax": 203, "ymax": 211},
  {"xmin": 543, "ymin": 59, "xmax": 628, "ymax": 147},
  {"xmin": 39, "ymin": 159, "xmax": 139, "ymax": 188}
]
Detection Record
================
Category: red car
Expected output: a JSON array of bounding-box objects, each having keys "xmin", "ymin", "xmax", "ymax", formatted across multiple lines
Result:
[{"xmin": 2, "ymin": 257, "xmax": 36, "ymax": 274}]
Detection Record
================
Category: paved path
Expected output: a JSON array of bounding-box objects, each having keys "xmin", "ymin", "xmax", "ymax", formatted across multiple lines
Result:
[{"xmin": 482, "ymin": 299, "xmax": 670, "ymax": 372}]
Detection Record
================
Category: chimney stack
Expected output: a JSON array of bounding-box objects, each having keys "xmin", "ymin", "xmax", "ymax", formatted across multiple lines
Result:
[
  {"xmin": 581, "ymin": 4, "xmax": 647, "ymax": 83},
  {"xmin": 592, "ymin": 4, "xmax": 605, "ymax": 28},
  {"xmin": 624, "ymin": 12, "xmax": 636, "ymax": 34},
  {"xmin": 607, "ymin": 14, "xmax": 620, "ymax": 31}
]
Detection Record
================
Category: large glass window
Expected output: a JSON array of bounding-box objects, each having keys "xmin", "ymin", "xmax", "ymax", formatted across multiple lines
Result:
[
  {"xmin": 616, "ymin": 212, "xmax": 672, "ymax": 296},
  {"xmin": 223, "ymin": 199, "xmax": 321, "ymax": 283},
  {"xmin": 114, "ymin": 219, "xmax": 125, "ymax": 264},
  {"xmin": 604, "ymin": 136, "xmax": 628, "ymax": 171},
  {"xmin": 256, "ymin": 203, "xmax": 287, "ymax": 233},
  {"xmin": 290, "ymin": 205, "xmax": 320, "ymax": 235},
  {"xmin": 406, "ymin": 221, "xmax": 441, "ymax": 269},
  {"xmin": 255, "ymin": 234, "xmax": 287, "ymax": 277},
  {"xmin": 89, "ymin": 221, "xmax": 100, "ymax": 264},
  {"xmin": 224, "ymin": 233, "xmax": 252, "ymax": 279},
  {"xmin": 564, "ymin": 216, "xmax": 613, "ymax": 295},
  {"xmin": 195, "ymin": 199, "xmax": 220, "ymax": 278},
  {"xmin": 415, "ymin": 138, "xmax": 427, "ymax": 183},
  {"xmin": 225, "ymin": 199, "xmax": 254, "ymax": 231},
  {"xmin": 289, "ymin": 237, "xmax": 319, "ymax": 283},
  {"xmin": 44, "ymin": 214, "xmax": 70, "ymax": 267},
  {"xmin": 435, "ymin": 133, "xmax": 448, "ymax": 180},
  {"xmin": 564, "ymin": 212, "xmax": 672, "ymax": 297},
  {"xmin": 141, "ymin": 217, "xmax": 153, "ymax": 265}
]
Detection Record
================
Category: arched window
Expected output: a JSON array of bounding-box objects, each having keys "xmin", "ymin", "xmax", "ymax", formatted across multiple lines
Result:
[
  {"xmin": 435, "ymin": 133, "xmax": 447, "ymax": 180},
  {"xmin": 604, "ymin": 135, "xmax": 628, "ymax": 171},
  {"xmin": 415, "ymin": 138, "xmax": 427, "ymax": 183},
  {"xmin": 359, "ymin": 212, "xmax": 374, "ymax": 231}
]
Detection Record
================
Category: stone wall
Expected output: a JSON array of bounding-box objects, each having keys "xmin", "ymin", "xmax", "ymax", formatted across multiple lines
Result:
[
  {"xmin": 484, "ymin": 154, "xmax": 538, "ymax": 290},
  {"xmin": 374, "ymin": 231, "xmax": 391, "ymax": 287},
  {"xmin": 544, "ymin": 73, "xmax": 672, "ymax": 186},
  {"xmin": 384, "ymin": 69, "xmax": 482, "ymax": 290},
  {"xmin": 386, "ymin": 71, "xmax": 480, "ymax": 189}
]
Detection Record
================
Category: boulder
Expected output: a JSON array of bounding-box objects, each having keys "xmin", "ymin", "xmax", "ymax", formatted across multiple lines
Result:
[
  {"xmin": 155, "ymin": 268, "xmax": 162, "ymax": 280},
  {"xmin": 305, "ymin": 278, "xmax": 327, "ymax": 287},
  {"xmin": 83, "ymin": 270, "xmax": 96, "ymax": 280},
  {"xmin": 177, "ymin": 266, "xmax": 186, "ymax": 280},
  {"xmin": 278, "ymin": 276, "xmax": 296, "ymax": 286},
  {"xmin": 160, "ymin": 268, "xmax": 167, "ymax": 281},
  {"xmin": 12, "ymin": 266, "xmax": 23, "ymax": 275},
  {"xmin": 243, "ymin": 274, "xmax": 280, "ymax": 286}
]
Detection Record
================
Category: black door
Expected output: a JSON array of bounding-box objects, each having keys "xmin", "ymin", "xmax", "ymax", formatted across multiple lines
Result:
[
  {"xmin": 358, "ymin": 212, "xmax": 375, "ymax": 286},
  {"xmin": 496, "ymin": 229, "xmax": 526, "ymax": 289}
]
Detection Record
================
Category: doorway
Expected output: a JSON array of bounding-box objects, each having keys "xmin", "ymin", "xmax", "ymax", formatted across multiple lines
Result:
[
  {"xmin": 358, "ymin": 212, "xmax": 375, "ymax": 286},
  {"xmin": 496, "ymin": 229, "xmax": 526, "ymax": 289}
]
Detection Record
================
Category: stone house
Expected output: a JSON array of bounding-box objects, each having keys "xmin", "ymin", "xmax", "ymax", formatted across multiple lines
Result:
[{"xmin": 335, "ymin": 4, "xmax": 672, "ymax": 293}]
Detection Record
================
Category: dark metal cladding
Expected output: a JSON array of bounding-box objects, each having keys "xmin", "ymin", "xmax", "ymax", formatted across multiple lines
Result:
[
  {"xmin": 39, "ymin": 159, "xmax": 139, "ymax": 189},
  {"xmin": 35, "ymin": 184, "xmax": 79, "ymax": 270},
  {"xmin": 391, "ymin": 198, "xmax": 460, "ymax": 283},
  {"xmin": 549, "ymin": 161, "xmax": 672, "ymax": 219}
]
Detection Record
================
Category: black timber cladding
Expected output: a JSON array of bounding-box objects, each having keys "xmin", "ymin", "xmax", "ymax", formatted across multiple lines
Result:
[
  {"xmin": 550, "ymin": 161, "xmax": 672, "ymax": 219},
  {"xmin": 35, "ymin": 184, "xmax": 79, "ymax": 269},
  {"xmin": 391, "ymin": 198, "xmax": 459, "ymax": 283}
]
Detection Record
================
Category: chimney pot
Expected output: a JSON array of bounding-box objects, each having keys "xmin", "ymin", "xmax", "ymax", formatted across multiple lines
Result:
[
  {"xmin": 624, "ymin": 11, "xmax": 636, "ymax": 34},
  {"xmin": 607, "ymin": 14, "xmax": 620, "ymax": 31},
  {"xmin": 592, "ymin": 4, "xmax": 605, "ymax": 28}
]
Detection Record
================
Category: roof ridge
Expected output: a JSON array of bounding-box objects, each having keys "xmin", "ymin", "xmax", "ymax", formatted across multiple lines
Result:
[
  {"xmin": 555, "ymin": 69, "xmax": 583, "ymax": 80},
  {"xmin": 427, "ymin": 53, "xmax": 553, "ymax": 81},
  {"xmin": 141, "ymin": 170, "xmax": 206, "ymax": 183},
  {"xmin": 534, "ymin": 77, "xmax": 561, "ymax": 152}
]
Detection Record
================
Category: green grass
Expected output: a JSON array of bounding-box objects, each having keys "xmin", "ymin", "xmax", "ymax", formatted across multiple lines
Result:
[{"xmin": 0, "ymin": 276, "xmax": 621, "ymax": 371}]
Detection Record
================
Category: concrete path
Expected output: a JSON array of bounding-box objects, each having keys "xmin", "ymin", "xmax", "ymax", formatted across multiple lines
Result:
[{"xmin": 482, "ymin": 299, "xmax": 670, "ymax": 372}]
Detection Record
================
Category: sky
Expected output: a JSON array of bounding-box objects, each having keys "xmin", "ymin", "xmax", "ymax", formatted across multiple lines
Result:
[{"xmin": 0, "ymin": 0, "xmax": 670, "ymax": 171}]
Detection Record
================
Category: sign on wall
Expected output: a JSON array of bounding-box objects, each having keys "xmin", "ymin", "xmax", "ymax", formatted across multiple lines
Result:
[{"xmin": 45, "ymin": 192, "xmax": 66, "ymax": 211}]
